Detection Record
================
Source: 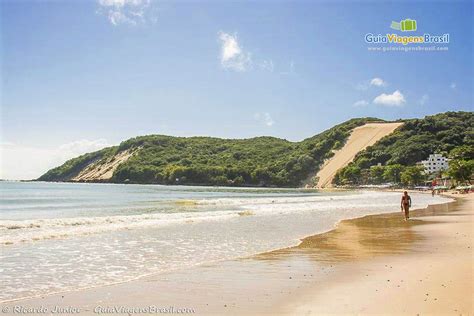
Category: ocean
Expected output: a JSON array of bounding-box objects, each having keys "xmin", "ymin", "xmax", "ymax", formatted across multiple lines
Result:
[{"xmin": 0, "ymin": 181, "xmax": 450, "ymax": 302}]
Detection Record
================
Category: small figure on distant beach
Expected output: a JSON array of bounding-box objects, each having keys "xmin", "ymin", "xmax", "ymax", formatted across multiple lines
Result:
[
  {"xmin": 401, "ymin": 191, "xmax": 412, "ymax": 220},
  {"xmin": 431, "ymin": 180, "xmax": 437, "ymax": 197}
]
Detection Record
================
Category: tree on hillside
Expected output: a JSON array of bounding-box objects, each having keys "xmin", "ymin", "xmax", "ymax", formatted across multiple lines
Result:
[
  {"xmin": 369, "ymin": 165, "xmax": 385, "ymax": 184},
  {"xmin": 400, "ymin": 166, "xmax": 425, "ymax": 186},
  {"xmin": 447, "ymin": 159, "xmax": 473, "ymax": 185},
  {"xmin": 449, "ymin": 145, "xmax": 474, "ymax": 160},
  {"xmin": 342, "ymin": 165, "xmax": 362, "ymax": 185},
  {"xmin": 382, "ymin": 164, "xmax": 404, "ymax": 183}
]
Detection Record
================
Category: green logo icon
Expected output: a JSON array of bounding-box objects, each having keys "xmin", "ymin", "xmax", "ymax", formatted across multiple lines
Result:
[{"xmin": 390, "ymin": 19, "xmax": 417, "ymax": 32}]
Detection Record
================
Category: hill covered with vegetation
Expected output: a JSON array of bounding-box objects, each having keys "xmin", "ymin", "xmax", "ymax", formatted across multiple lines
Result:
[
  {"xmin": 333, "ymin": 112, "xmax": 474, "ymax": 186},
  {"xmin": 39, "ymin": 111, "xmax": 473, "ymax": 187},
  {"xmin": 39, "ymin": 117, "xmax": 380, "ymax": 186}
]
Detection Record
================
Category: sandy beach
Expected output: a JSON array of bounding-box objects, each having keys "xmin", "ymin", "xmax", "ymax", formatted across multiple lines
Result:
[
  {"xmin": 3, "ymin": 1, "xmax": 472, "ymax": 315},
  {"xmin": 1, "ymin": 193, "xmax": 472, "ymax": 315},
  {"xmin": 278, "ymin": 193, "xmax": 473, "ymax": 315}
]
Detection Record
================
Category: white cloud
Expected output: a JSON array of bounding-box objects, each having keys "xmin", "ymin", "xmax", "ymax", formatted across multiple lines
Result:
[
  {"xmin": 370, "ymin": 77, "xmax": 386, "ymax": 87},
  {"xmin": 373, "ymin": 90, "xmax": 406, "ymax": 106},
  {"xmin": 254, "ymin": 112, "xmax": 274, "ymax": 127},
  {"xmin": 217, "ymin": 32, "xmax": 281, "ymax": 73},
  {"xmin": 97, "ymin": 0, "xmax": 156, "ymax": 26},
  {"xmin": 218, "ymin": 32, "xmax": 252, "ymax": 72},
  {"xmin": 0, "ymin": 139, "xmax": 111, "ymax": 180},
  {"xmin": 356, "ymin": 77, "xmax": 387, "ymax": 90},
  {"xmin": 450, "ymin": 82, "xmax": 456, "ymax": 89},
  {"xmin": 353, "ymin": 100, "xmax": 369, "ymax": 107},
  {"xmin": 419, "ymin": 94, "xmax": 429, "ymax": 105}
]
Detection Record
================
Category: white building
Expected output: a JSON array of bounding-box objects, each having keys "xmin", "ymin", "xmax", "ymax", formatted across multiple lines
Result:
[{"xmin": 420, "ymin": 154, "xmax": 449, "ymax": 174}]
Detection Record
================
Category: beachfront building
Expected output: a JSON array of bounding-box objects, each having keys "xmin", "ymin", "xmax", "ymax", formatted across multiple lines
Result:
[{"xmin": 420, "ymin": 154, "xmax": 449, "ymax": 174}]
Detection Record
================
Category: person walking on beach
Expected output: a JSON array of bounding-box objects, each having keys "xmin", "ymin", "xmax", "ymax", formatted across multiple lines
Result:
[{"xmin": 401, "ymin": 191, "xmax": 412, "ymax": 220}]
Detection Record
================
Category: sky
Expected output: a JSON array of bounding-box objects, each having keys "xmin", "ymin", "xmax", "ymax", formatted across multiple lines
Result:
[{"xmin": 1, "ymin": 0, "xmax": 473, "ymax": 180}]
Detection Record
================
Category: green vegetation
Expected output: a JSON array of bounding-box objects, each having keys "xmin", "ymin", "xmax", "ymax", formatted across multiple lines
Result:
[
  {"xmin": 447, "ymin": 159, "xmax": 473, "ymax": 185},
  {"xmin": 333, "ymin": 112, "xmax": 474, "ymax": 186},
  {"xmin": 447, "ymin": 145, "xmax": 474, "ymax": 185},
  {"xmin": 400, "ymin": 166, "xmax": 425, "ymax": 186},
  {"xmin": 39, "ymin": 111, "xmax": 474, "ymax": 187},
  {"xmin": 38, "ymin": 147, "xmax": 116, "ymax": 182},
  {"xmin": 39, "ymin": 118, "xmax": 380, "ymax": 186}
]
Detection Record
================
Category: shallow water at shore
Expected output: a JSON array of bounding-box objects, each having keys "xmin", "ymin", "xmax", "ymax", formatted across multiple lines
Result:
[{"xmin": 0, "ymin": 181, "xmax": 451, "ymax": 301}]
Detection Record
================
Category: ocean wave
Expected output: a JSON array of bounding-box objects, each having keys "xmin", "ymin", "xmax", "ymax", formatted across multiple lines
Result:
[
  {"xmin": 0, "ymin": 210, "xmax": 238, "ymax": 245},
  {"xmin": 1, "ymin": 191, "xmax": 443, "ymax": 245},
  {"xmin": 193, "ymin": 190, "xmax": 372, "ymax": 206}
]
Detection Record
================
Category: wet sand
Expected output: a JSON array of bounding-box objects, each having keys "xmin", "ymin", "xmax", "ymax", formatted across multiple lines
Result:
[
  {"xmin": 275, "ymin": 194, "xmax": 473, "ymax": 315},
  {"xmin": 1, "ymin": 194, "xmax": 472, "ymax": 315}
]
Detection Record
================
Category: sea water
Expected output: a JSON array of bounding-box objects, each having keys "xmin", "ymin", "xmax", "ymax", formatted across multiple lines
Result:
[{"xmin": 0, "ymin": 181, "xmax": 450, "ymax": 301}]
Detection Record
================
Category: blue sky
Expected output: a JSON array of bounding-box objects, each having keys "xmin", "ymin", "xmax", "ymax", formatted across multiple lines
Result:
[{"xmin": 1, "ymin": 0, "xmax": 473, "ymax": 179}]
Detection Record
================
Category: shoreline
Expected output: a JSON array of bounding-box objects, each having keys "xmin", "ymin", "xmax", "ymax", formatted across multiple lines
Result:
[
  {"xmin": 1, "ymin": 193, "xmax": 468, "ymax": 315},
  {"xmin": 284, "ymin": 192, "xmax": 460, "ymax": 259},
  {"xmin": 0, "ymin": 192, "xmax": 451, "ymax": 302},
  {"xmin": 260, "ymin": 190, "xmax": 455, "ymax": 257},
  {"xmin": 276, "ymin": 193, "xmax": 473, "ymax": 315}
]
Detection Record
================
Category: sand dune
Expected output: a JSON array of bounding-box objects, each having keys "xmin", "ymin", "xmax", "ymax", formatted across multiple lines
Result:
[
  {"xmin": 315, "ymin": 122, "xmax": 403, "ymax": 188},
  {"xmin": 72, "ymin": 148, "xmax": 139, "ymax": 181}
]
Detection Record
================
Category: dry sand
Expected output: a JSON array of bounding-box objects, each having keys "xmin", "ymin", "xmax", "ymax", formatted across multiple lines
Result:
[
  {"xmin": 2, "ymin": 194, "xmax": 472, "ymax": 315},
  {"xmin": 73, "ymin": 148, "xmax": 139, "ymax": 181},
  {"xmin": 316, "ymin": 122, "xmax": 403, "ymax": 188}
]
